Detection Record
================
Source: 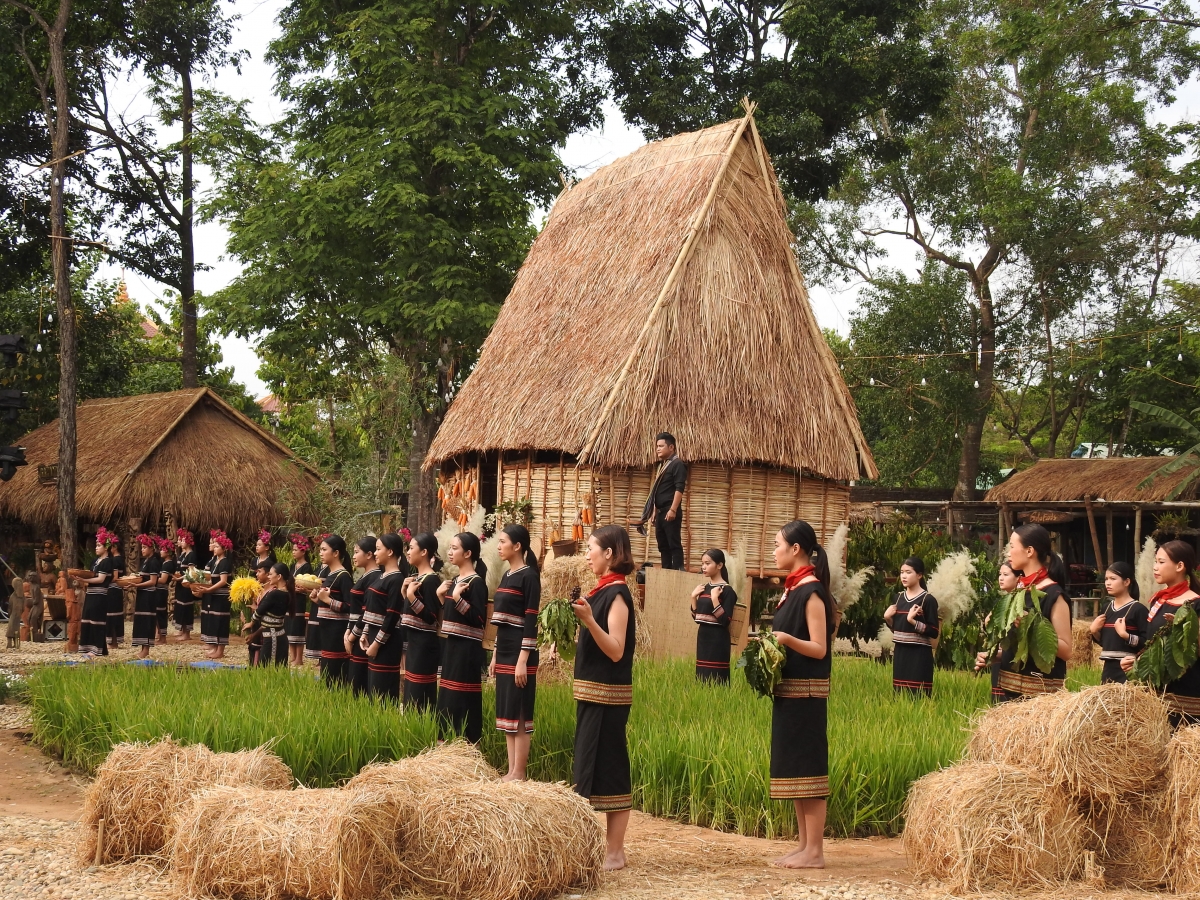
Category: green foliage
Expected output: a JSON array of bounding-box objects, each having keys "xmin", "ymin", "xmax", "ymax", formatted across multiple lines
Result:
[
  {"xmin": 1131, "ymin": 603, "xmax": 1200, "ymax": 688},
  {"xmin": 1130, "ymin": 400, "xmax": 1200, "ymax": 500},
  {"xmin": 983, "ymin": 587, "xmax": 1060, "ymax": 675},
  {"xmin": 737, "ymin": 629, "xmax": 784, "ymax": 698},
  {"xmin": 537, "ymin": 598, "xmax": 579, "ymax": 662}
]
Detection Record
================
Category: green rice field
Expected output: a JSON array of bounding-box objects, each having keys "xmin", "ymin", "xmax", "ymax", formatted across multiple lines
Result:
[{"xmin": 26, "ymin": 657, "xmax": 1102, "ymax": 838}]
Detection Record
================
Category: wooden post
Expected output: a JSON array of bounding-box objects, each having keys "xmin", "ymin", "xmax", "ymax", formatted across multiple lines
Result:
[
  {"xmin": 94, "ymin": 818, "xmax": 105, "ymax": 866},
  {"xmin": 758, "ymin": 466, "xmax": 769, "ymax": 578},
  {"xmin": 998, "ymin": 503, "xmax": 1007, "ymax": 556},
  {"xmin": 1084, "ymin": 496, "xmax": 1104, "ymax": 575},
  {"xmin": 1106, "ymin": 510, "xmax": 1114, "ymax": 568},
  {"xmin": 725, "ymin": 466, "xmax": 735, "ymax": 551},
  {"xmin": 1134, "ymin": 506, "xmax": 1143, "ymax": 555}
]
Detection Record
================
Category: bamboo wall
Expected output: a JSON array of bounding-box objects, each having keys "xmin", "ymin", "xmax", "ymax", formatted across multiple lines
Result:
[{"xmin": 494, "ymin": 454, "xmax": 849, "ymax": 578}]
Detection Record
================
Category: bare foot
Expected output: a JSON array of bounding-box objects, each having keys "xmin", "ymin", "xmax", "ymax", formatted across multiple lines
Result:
[
  {"xmin": 773, "ymin": 850, "xmax": 824, "ymax": 869},
  {"xmin": 603, "ymin": 850, "xmax": 626, "ymax": 871},
  {"xmin": 500, "ymin": 772, "xmax": 526, "ymax": 782}
]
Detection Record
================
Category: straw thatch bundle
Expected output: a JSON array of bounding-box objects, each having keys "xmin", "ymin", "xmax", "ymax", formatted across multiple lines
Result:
[
  {"xmin": 344, "ymin": 740, "xmax": 499, "ymax": 798},
  {"xmin": 1167, "ymin": 725, "xmax": 1200, "ymax": 892},
  {"xmin": 903, "ymin": 761, "xmax": 1085, "ymax": 890},
  {"xmin": 535, "ymin": 557, "xmax": 650, "ymax": 657},
  {"xmin": 986, "ymin": 457, "xmax": 1200, "ymax": 504},
  {"xmin": 80, "ymin": 737, "xmax": 292, "ymax": 864},
  {"xmin": 170, "ymin": 785, "xmax": 402, "ymax": 900},
  {"xmin": 965, "ymin": 692, "xmax": 1063, "ymax": 771},
  {"xmin": 1070, "ymin": 620, "xmax": 1098, "ymax": 668},
  {"xmin": 1089, "ymin": 790, "xmax": 1173, "ymax": 890},
  {"xmin": 401, "ymin": 779, "xmax": 604, "ymax": 900}
]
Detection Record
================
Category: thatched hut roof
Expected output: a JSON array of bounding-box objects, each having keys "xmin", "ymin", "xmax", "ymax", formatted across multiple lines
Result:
[
  {"xmin": 0, "ymin": 388, "xmax": 321, "ymax": 535},
  {"xmin": 426, "ymin": 108, "xmax": 876, "ymax": 480},
  {"xmin": 985, "ymin": 458, "xmax": 1200, "ymax": 503}
]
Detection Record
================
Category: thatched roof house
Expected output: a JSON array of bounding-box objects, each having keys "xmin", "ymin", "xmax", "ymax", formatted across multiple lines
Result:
[
  {"xmin": 427, "ymin": 108, "xmax": 876, "ymax": 577},
  {"xmin": 986, "ymin": 458, "xmax": 1200, "ymax": 504},
  {"xmin": 0, "ymin": 388, "xmax": 320, "ymax": 540}
]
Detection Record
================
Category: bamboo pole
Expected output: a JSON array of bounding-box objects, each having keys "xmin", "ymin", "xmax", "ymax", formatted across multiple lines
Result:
[
  {"xmin": 580, "ymin": 108, "xmax": 756, "ymax": 462},
  {"xmin": 1106, "ymin": 510, "xmax": 1115, "ymax": 569},
  {"xmin": 1134, "ymin": 506, "xmax": 1143, "ymax": 553},
  {"xmin": 1084, "ymin": 496, "xmax": 1105, "ymax": 574},
  {"xmin": 725, "ymin": 466, "xmax": 735, "ymax": 550},
  {"xmin": 758, "ymin": 466, "xmax": 769, "ymax": 578}
]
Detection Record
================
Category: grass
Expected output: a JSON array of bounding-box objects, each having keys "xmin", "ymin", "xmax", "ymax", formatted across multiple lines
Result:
[{"xmin": 26, "ymin": 657, "xmax": 1096, "ymax": 838}]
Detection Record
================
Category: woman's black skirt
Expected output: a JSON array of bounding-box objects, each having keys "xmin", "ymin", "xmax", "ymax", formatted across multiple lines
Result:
[
  {"xmin": 437, "ymin": 636, "xmax": 484, "ymax": 742},
  {"xmin": 131, "ymin": 588, "xmax": 158, "ymax": 647},
  {"xmin": 201, "ymin": 592, "xmax": 231, "ymax": 646},
  {"xmin": 573, "ymin": 702, "xmax": 632, "ymax": 811},
  {"xmin": 695, "ymin": 625, "xmax": 730, "ymax": 683},
  {"xmin": 319, "ymin": 617, "xmax": 350, "ymax": 686},
  {"xmin": 257, "ymin": 628, "xmax": 288, "ymax": 666},
  {"xmin": 106, "ymin": 586, "xmax": 124, "ymax": 644},
  {"xmin": 174, "ymin": 589, "xmax": 195, "ymax": 630},
  {"xmin": 769, "ymin": 696, "xmax": 828, "ymax": 800},
  {"xmin": 1101, "ymin": 658, "xmax": 1129, "ymax": 684},
  {"xmin": 80, "ymin": 591, "xmax": 109, "ymax": 656},
  {"xmin": 892, "ymin": 643, "xmax": 934, "ymax": 696},
  {"xmin": 156, "ymin": 587, "xmax": 169, "ymax": 634},
  {"xmin": 348, "ymin": 629, "xmax": 369, "ymax": 694},
  {"xmin": 304, "ymin": 600, "xmax": 321, "ymax": 660},
  {"xmin": 366, "ymin": 626, "xmax": 403, "ymax": 701},
  {"xmin": 493, "ymin": 627, "xmax": 537, "ymax": 734},
  {"xmin": 403, "ymin": 628, "xmax": 441, "ymax": 711},
  {"xmin": 286, "ymin": 612, "xmax": 305, "ymax": 646}
]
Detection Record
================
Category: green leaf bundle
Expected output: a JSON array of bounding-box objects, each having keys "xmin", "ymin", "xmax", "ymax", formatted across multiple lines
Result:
[
  {"xmin": 1131, "ymin": 603, "xmax": 1199, "ymax": 689},
  {"xmin": 738, "ymin": 629, "xmax": 785, "ymax": 699},
  {"xmin": 983, "ymin": 587, "xmax": 1060, "ymax": 676},
  {"xmin": 537, "ymin": 598, "xmax": 579, "ymax": 662}
]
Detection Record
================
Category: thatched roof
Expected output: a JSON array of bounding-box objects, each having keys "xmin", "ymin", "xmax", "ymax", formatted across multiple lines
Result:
[
  {"xmin": 0, "ymin": 388, "xmax": 321, "ymax": 535},
  {"xmin": 426, "ymin": 108, "xmax": 876, "ymax": 480},
  {"xmin": 985, "ymin": 458, "xmax": 1200, "ymax": 503}
]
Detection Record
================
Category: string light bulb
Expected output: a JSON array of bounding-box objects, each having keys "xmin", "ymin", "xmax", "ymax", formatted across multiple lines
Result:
[
  {"xmin": 921, "ymin": 377, "xmax": 927, "ymax": 386},
  {"xmin": 974, "ymin": 380, "xmax": 979, "ymax": 388},
  {"xmin": 35, "ymin": 343, "xmax": 41, "ymax": 353},
  {"xmin": 869, "ymin": 377, "xmax": 875, "ymax": 385},
  {"xmin": 1146, "ymin": 359, "xmax": 1152, "ymax": 368},
  {"xmin": 1098, "ymin": 369, "xmax": 1104, "ymax": 378},
  {"xmin": 46, "ymin": 313, "xmax": 52, "ymax": 323},
  {"xmin": 1180, "ymin": 353, "xmax": 1184, "ymax": 362}
]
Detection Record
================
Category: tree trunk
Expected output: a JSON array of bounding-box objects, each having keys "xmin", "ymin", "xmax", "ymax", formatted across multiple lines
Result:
[
  {"xmin": 48, "ymin": 0, "xmax": 77, "ymax": 566},
  {"xmin": 407, "ymin": 406, "xmax": 443, "ymax": 533},
  {"xmin": 1041, "ymin": 290, "xmax": 1059, "ymax": 458},
  {"xmin": 179, "ymin": 68, "xmax": 198, "ymax": 388},
  {"xmin": 953, "ymin": 277, "xmax": 996, "ymax": 500}
]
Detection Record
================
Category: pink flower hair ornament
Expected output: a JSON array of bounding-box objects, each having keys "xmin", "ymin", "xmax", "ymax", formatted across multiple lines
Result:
[
  {"xmin": 289, "ymin": 533, "xmax": 311, "ymax": 554},
  {"xmin": 157, "ymin": 536, "xmax": 176, "ymax": 553},
  {"xmin": 258, "ymin": 529, "xmax": 272, "ymax": 546},
  {"xmin": 95, "ymin": 527, "xmax": 120, "ymax": 548},
  {"xmin": 176, "ymin": 528, "xmax": 194, "ymax": 547},
  {"xmin": 136, "ymin": 533, "xmax": 158, "ymax": 549},
  {"xmin": 210, "ymin": 529, "xmax": 233, "ymax": 552}
]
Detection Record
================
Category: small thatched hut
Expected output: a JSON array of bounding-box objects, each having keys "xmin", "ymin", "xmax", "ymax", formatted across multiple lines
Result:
[
  {"xmin": 0, "ymin": 388, "xmax": 320, "ymax": 543},
  {"xmin": 426, "ymin": 107, "xmax": 875, "ymax": 577}
]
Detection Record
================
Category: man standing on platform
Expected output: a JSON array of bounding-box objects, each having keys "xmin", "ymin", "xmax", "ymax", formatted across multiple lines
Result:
[{"xmin": 641, "ymin": 432, "xmax": 687, "ymax": 569}]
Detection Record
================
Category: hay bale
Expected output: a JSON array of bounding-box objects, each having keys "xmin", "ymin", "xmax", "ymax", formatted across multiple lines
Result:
[
  {"xmin": 344, "ymin": 740, "xmax": 498, "ymax": 797},
  {"xmin": 902, "ymin": 761, "xmax": 1085, "ymax": 890},
  {"xmin": 1167, "ymin": 725, "xmax": 1200, "ymax": 891},
  {"xmin": 80, "ymin": 737, "xmax": 292, "ymax": 864},
  {"xmin": 1090, "ymin": 790, "xmax": 1173, "ymax": 890},
  {"xmin": 170, "ymin": 785, "xmax": 401, "ymax": 900},
  {"xmin": 964, "ymin": 692, "xmax": 1065, "ymax": 770},
  {"xmin": 402, "ymin": 779, "xmax": 604, "ymax": 900},
  {"xmin": 540, "ymin": 554, "xmax": 595, "ymax": 601},
  {"xmin": 1045, "ymin": 683, "xmax": 1170, "ymax": 805},
  {"xmin": 1070, "ymin": 620, "xmax": 1098, "ymax": 668}
]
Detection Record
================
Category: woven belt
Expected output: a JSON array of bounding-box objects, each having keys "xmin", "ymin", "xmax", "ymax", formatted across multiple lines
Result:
[
  {"xmin": 773, "ymin": 677, "xmax": 830, "ymax": 699},
  {"xmin": 573, "ymin": 679, "xmax": 633, "ymax": 705}
]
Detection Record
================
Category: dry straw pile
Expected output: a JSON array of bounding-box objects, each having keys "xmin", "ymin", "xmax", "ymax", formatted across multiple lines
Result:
[
  {"xmin": 345, "ymin": 740, "xmax": 499, "ymax": 797},
  {"xmin": 80, "ymin": 737, "xmax": 292, "ymax": 864},
  {"xmin": 1167, "ymin": 726, "xmax": 1200, "ymax": 891},
  {"xmin": 1070, "ymin": 620, "xmax": 1098, "ymax": 668}
]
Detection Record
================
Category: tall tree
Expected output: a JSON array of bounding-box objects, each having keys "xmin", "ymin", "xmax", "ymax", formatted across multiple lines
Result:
[{"xmin": 207, "ymin": 0, "xmax": 606, "ymax": 531}]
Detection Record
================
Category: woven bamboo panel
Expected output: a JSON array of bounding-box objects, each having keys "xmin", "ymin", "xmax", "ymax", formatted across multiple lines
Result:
[
  {"xmin": 498, "ymin": 457, "xmax": 595, "ymax": 548},
  {"xmin": 643, "ymin": 566, "xmax": 752, "ymax": 662},
  {"xmin": 683, "ymin": 463, "xmax": 733, "ymax": 570},
  {"xmin": 597, "ymin": 468, "xmax": 656, "ymax": 563}
]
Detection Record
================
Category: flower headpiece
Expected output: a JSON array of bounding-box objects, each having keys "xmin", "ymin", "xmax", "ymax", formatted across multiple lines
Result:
[
  {"xmin": 157, "ymin": 536, "xmax": 176, "ymax": 553},
  {"xmin": 136, "ymin": 533, "xmax": 158, "ymax": 550},
  {"xmin": 176, "ymin": 528, "xmax": 194, "ymax": 547},
  {"xmin": 210, "ymin": 529, "xmax": 233, "ymax": 552},
  {"xmin": 400, "ymin": 527, "xmax": 412, "ymax": 543},
  {"xmin": 317, "ymin": 532, "xmax": 332, "ymax": 545},
  {"xmin": 95, "ymin": 527, "xmax": 119, "ymax": 548},
  {"xmin": 289, "ymin": 533, "xmax": 310, "ymax": 554},
  {"xmin": 258, "ymin": 529, "xmax": 272, "ymax": 546}
]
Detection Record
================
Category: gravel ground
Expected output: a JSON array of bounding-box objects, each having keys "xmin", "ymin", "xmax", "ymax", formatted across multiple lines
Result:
[{"xmin": 0, "ymin": 623, "xmax": 256, "ymax": 672}]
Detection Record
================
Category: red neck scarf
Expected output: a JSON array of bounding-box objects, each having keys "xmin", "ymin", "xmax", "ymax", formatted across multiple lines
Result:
[
  {"xmin": 1151, "ymin": 580, "xmax": 1191, "ymax": 608},
  {"xmin": 1018, "ymin": 567, "xmax": 1048, "ymax": 588},
  {"xmin": 785, "ymin": 565, "xmax": 816, "ymax": 591},
  {"xmin": 588, "ymin": 572, "xmax": 627, "ymax": 597}
]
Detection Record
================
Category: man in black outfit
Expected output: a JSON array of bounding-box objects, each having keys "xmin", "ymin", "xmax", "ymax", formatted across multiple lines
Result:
[{"xmin": 641, "ymin": 432, "xmax": 687, "ymax": 570}]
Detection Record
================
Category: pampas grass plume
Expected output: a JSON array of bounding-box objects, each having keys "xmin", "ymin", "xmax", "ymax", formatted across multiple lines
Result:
[
  {"xmin": 827, "ymin": 523, "xmax": 873, "ymax": 611},
  {"xmin": 927, "ymin": 549, "xmax": 977, "ymax": 623},
  {"xmin": 1137, "ymin": 536, "xmax": 1157, "ymax": 607}
]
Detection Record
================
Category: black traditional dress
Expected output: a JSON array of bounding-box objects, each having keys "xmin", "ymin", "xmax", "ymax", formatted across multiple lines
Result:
[
  {"xmin": 318, "ymin": 568, "xmax": 353, "ymax": 686},
  {"xmin": 402, "ymin": 572, "xmax": 443, "ymax": 711},
  {"xmin": 347, "ymin": 568, "xmax": 380, "ymax": 695},
  {"xmin": 365, "ymin": 569, "xmax": 406, "ymax": 700},
  {"xmin": 288, "ymin": 560, "xmax": 313, "ymax": 647},
  {"xmin": 251, "ymin": 589, "xmax": 290, "ymax": 666},
  {"xmin": 131, "ymin": 555, "xmax": 162, "ymax": 647},
  {"xmin": 157, "ymin": 556, "xmax": 176, "ymax": 635},
  {"xmin": 174, "ymin": 549, "xmax": 197, "ymax": 630},
  {"xmin": 573, "ymin": 576, "xmax": 636, "ymax": 812},
  {"xmin": 1094, "ymin": 598, "xmax": 1149, "ymax": 684},
  {"xmin": 1143, "ymin": 590, "xmax": 1200, "ymax": 724},
  {"xmin": 80, "ymin": 556, "xmax": 112, "ymax": 656},
  {"xmin": 692, "ymin": 581, "xmax": 736, "ymax": 683},
  {"xmin": 107, "ymin": 552, "xmax": 126, "ymax": 645},
  {"xmin": 997, "ymin": 581, "xmax": 1069, "ymax": 700},
  {"xmin": 492, "ymin": 565, "xmax": 540, "ymax": 734},
  {"xmin": 304, "ymin": 563, "xmax": 329, "ymax": 662},
  {"xmin": 769, "ymin": 577, "xmax": 832, "ymax": 801},
  {"xmin": 888, "ymin": 590, "xmax": 939, "ymax": 696},
  {"xmin": 201, "ymin": 556, "xmax": 233, "ymax": 647},
  {"xmin": 436, "ymin": 572, "xmax": 487, "ymax": 742}
]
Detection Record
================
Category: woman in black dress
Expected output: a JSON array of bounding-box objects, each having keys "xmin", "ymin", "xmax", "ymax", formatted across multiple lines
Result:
[
  {"xmin": 1089, "ymin": 561, "xmax": 1147, "ymax": 684},
  {"xmin": 690, "ymin": 549, "xmax": 736, "ymax": 683},
  {"xmin": 436, "ymin": 532, "xmax": 488, "ymax": 742},
  {"xmin": 304, "ymin": 537, "xmax": 330, "ymax": 667},
  {"xmin": 769, "ymin": 519, "xmax": 834, "ymax": 869},
  {"xmin": 314, "ymin": 535, "xmax": 353, "ymax": 686},
  {"xmin": 1121, "ymin": 541, "xmax": 1200, "ymax": 723},
  {"xmin": 254, "ymin": 530, "xmax": 276, "ymax": 572},
  {"xmin": 987, "ymin": 561, "xmax": 1021, "ymax": 703},
  {"xmin": 346, "ymin": 537, "xmax": 381, "ymax": 695},
  {"xmin": 364, "ymin": 532, "xmax": 408, "ymax": 700},
  {"xmin": 245, "ymin": 563, "xmax": 294, "ymax": 667},
  {"xmin": 884, "ymin": 557, "xmax": 939, "ymax": 696},
  {"xmin": 490, "ymin": 524, "xmax": 540, "ymax": 781},
  {"xmin": 402, "ymin": 532, "xmax": 443, "ymax": 711},
  {"xmin": 571, "ymin": 525, "xmax": 636, "ymax": 871},
  {"xmin": 173, "ymin": 529, "xmax": 197, "ymax": 641},
  {"xmin": 196, "ymin": 530, "xmax": 234, "ymax": 660},
  {"xmin": 156, "ymin": 537, "xmax": 175, "ymax": 643},
  {"xmin": 107, "ymin": 534, "xmax": 126, "ymax": 649},
  {"xmin": 130, "ymin": 534, "xmax": 162, "ymax": 657},
  {"xmin": 78, "ymin": 529, "xmax": 117, "ymax": 658},
  {"xmin": 287, "ymin": 534, "xmax": 313, "ymax": 667}
]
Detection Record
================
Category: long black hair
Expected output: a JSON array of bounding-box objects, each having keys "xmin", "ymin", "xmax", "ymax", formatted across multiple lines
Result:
[
  {"xmin": 411, "ymin": 532, "xmax": 444, "ymax": 572},
  {"xmin": 1159, "ymin": 540, "xmax": 1200, "ymax": 594},
  {"xmin": 779, "ymin": 519, "xmax": 834, "ymax": 637},
  {"xmin": 1012, "ymin": 523, "xmax": 1070, "ymax": 588},
  {"xmin": 270, "ymin": 562, "xmax": 298, "ymax": 617},
  {"xmin": 902, "ymin": 556, "xmax": 927, "ymax": 590},
  {"xmin": 1106, "ymin": 560, "xmax": 1139, "ymax": 601},
  {"xmin": 377, "ymin": 532, "xmax": 410, "ymax": 574},
  {"xmin": 704, "ymin": 548, "xmax": 730, "ymax": 583},
  {"xmin": 455, "ymin": 532, "xmax": 488, "ymax": 582},
  {"xmin": 501, "ymin": 524, "xmax": 538, "ymax": 571},
  {"xmin": 355, "ymin": 536, "xmax": 379, "ymax": 559},
  {"xmin": 322, "ymin": 534, "xmax": 352, "ymax": 571}
]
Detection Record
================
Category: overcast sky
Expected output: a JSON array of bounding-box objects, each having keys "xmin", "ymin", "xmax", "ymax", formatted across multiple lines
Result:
[{"xmin": 101, "ymin": 0, "xmax": 1200, "ymax": 399}]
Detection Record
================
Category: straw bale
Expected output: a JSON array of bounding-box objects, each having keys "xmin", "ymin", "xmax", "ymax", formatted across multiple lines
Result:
[
  {"xmin": 541, "ymin": 554, "xmax": 594, "ymax": 600},
  {"xmin": 170, "ymin": 785, "xmax": 401, "ymax": 900},
  {"xmin": 1167, "ymin": 725, "xmax": 1200, "ymax": 891},
  {"xmin": 1089, "ymin": 790, "xmax": 1173, "ymax": 890},
  {"xmin": 344, "ymin": 740, "xmax": 499, "ymax": 798},
  {"xmin": 964, "ymin": 692, "xmax": 1065, "ymax": 770},
  {"xmin": 79, "ymin": 737, "xmax": 292, "ymax": 864},
  {"xmin": 902, "ymin": 761, "xmax": 1085, "ymax": 890},
  {"xmin": 1070, "ymin": 620, "xmax": 1098, "ymax": 669},
  {"xmin": 402, "ymin": 779, "xmax": 604, "ymax": 900}
]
